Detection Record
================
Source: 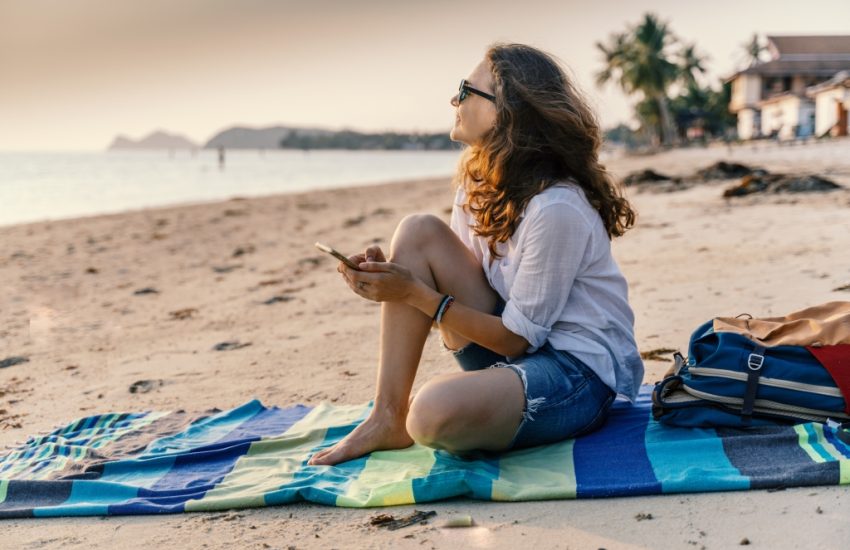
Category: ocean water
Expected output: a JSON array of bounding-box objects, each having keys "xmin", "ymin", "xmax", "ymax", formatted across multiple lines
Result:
[{"xmin": 0, "ymin": 149, "xmax": 462, "ymax": 227}]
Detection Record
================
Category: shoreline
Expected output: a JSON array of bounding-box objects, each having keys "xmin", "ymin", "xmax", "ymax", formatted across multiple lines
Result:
[{"xmin": 0, "ymin": 175, "xmax": 454, "ymax": 231}]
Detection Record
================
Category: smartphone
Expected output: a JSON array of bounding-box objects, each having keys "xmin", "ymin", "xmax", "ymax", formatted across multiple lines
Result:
[{"xmin": 314, "ymin": 242, "xmax": 361, "ymax": 270}]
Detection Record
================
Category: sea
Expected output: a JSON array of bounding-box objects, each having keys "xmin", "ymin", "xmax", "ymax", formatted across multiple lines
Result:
[{"xmin": 0, "ymin": 149, "xmax": 463, "ymax": 227}]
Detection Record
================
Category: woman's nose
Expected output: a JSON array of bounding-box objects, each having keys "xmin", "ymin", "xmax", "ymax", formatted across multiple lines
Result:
[{"xmin": 450, "ymin": 94, "xmax": 460, "ymax": 107}]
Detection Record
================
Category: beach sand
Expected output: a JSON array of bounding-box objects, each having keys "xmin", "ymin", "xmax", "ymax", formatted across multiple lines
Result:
[{"xmin": 2, "ymin": 139, "xmax": 849, "ymax": 549}]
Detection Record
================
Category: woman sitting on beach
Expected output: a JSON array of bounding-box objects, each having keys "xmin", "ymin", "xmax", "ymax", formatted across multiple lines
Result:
[{"xmin": 309, "ymin": 43, "xmax": 643, "ymax": 466}]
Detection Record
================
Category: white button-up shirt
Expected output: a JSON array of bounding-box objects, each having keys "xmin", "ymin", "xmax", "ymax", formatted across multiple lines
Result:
[{"xmin": 450, "ymin": 181, "xmax": 644, "ymax": 401}]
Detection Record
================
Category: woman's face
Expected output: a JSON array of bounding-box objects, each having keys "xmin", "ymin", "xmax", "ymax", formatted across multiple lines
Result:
[{"xmin": 450, "ymin": 59, "xmax": 498, "ymax": 147}]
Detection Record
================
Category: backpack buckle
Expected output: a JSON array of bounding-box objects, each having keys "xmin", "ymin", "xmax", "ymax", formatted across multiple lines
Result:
[{"xmin": 747, "ymin": 353, "xmax": 764, "ymax": 371}]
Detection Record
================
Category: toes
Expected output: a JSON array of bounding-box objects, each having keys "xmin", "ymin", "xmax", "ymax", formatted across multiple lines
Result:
[{"xmin": 308, "ymin": 449, "xmax": 331, "ymax": 465}]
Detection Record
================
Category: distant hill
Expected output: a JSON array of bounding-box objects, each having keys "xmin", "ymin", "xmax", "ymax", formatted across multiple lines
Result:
[
  {"xmin": 108, "ymin": 130, "xmax": 198, "ymax": 151},
  {"xmin": 204, "ymin": 125, "xmax": 457, "ymax": 151},
  {"xmin": 204, "ymin": 125, "xmax": 333, "ymax": 149}
]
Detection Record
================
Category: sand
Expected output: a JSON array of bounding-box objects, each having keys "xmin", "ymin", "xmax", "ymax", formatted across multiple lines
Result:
[{"xmin": 2, "ymin": 139, "xmax": 849, "ymax": 549}]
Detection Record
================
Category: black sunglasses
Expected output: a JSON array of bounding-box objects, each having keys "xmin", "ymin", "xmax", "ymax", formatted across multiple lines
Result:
[{"xmin": 458, "ymin": 79, "xmax": 496, "ymax": 103}]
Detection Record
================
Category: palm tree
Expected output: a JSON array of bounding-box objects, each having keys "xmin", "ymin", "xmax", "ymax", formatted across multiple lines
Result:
[
  {"xmin": 740, "ymin": 33, "xmax": 766, "ymax": 68},
  {"xmin": 595, "ymin": 13, "xmax": 679, "ymax": 146},
  {"xmin": 679, "ymin": 43, "xmax": 708, "ymax": 91}
]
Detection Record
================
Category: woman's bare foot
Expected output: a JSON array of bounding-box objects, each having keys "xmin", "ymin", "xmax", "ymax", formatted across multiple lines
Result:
[{"xmin": 308, "ymin": 409, "xmax": 414, "ymax": 466}]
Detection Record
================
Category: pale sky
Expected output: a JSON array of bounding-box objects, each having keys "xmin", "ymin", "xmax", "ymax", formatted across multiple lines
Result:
[{"xmin": 1, "ymin": 0, "xmax": 847, "ymax": 151}]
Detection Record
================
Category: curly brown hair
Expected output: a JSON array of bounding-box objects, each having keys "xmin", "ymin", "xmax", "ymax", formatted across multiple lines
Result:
[{"xmin": 455, "ymin": 43, "xmax": 636, "ymax": 258}]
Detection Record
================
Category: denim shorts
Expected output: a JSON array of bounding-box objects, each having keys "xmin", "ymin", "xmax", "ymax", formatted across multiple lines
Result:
[{"xmin": 447, "ymin": 304, "xmax": 616, "ymax": 450}]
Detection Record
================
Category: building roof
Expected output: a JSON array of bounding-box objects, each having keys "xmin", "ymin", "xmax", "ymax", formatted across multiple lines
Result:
[
  {"xmin": 741, "ymin": 58, "xmax": 850, "ymax": 77},
  {"xmin": 806, "ymin": 70, "xmax": 850, "ymax": 96},
  {"xmin": 768, "ymin": 35, "xmax": 850, "ymax": 56},
  {"xmin": 728, "ymin": 35, "xmax": 850, "ymax": 80}
]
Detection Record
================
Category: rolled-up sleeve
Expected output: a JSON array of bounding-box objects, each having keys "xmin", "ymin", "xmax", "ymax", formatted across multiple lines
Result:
[{"xmin": 501, "ymin": 202, "xmax": 592, "ymax": 355}]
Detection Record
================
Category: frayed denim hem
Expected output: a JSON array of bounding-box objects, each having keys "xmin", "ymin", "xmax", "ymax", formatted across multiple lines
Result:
[{"xmin": 488, "ymin": 362, "xmax": 544, "ymax": 449}]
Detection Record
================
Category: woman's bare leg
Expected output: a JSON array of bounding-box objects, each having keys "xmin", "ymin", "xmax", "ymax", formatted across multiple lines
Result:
[{"xmin": 308, "ymin": 214, "xmax": 502, "ymax": 465}]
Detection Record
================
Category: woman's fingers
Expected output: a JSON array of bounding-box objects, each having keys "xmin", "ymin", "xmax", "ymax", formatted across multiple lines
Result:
[
  {"xmin": 357, "ymin": 260, "xmax": 399, "ymax": 273},
  {"xmin": 339, "ymin": 254, "xmax": 367, "ymax": 273},
  {"xmin": 365, "ymin": 245, "xmax": 386, "ymax": 262}
]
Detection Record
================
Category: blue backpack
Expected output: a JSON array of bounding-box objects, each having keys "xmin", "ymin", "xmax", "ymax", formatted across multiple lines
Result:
[{"xmin": 652, "ymin": 317, "xmax": 850, "ymax": 437}]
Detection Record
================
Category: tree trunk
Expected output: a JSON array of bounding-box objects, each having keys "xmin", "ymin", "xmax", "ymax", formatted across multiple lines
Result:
[{"xmin": 655, "ymin": 93, "xmax": 676, "ymax": 146}]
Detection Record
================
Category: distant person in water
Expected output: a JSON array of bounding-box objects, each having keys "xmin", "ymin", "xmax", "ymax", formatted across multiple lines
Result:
[
  {"xmin": 217, "ymin": 146, "xmax": 225, "ymax": 170},
  {"xmin": 309, "ymin": 43, "xmax": 643, "ymax": 466}
]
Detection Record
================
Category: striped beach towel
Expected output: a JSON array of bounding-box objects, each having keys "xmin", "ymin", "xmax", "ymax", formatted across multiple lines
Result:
[{"xmin": 1, "ymin": 386, "xmax": 848, "ymax": 518}]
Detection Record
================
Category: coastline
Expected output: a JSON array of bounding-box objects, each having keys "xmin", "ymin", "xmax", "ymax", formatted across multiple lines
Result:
[{"xmin": 2, "ymin": 144, "xmax": 849, "ymax": 548}]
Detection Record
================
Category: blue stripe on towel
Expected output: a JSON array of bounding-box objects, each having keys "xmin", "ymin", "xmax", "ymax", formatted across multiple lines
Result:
[
  {"xmin": 412, "ymin": 451, "xmax": 499, "ymax": 502},
  {"xmin": 574, "ymin": 388, "xmax": 661, "ymax": 497},
  {"xmin": 644, "ymin": 420, "xmax": 749, "ymax": 493}
]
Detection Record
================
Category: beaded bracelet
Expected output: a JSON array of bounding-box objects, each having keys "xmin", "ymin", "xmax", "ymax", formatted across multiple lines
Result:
[{"xmin": 433, "ymin": 295, "xmax": 455, "ymax": 324}]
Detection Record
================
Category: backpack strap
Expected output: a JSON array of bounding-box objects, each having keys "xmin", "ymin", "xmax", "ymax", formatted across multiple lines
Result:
[{"xmin": 741, "ymin": 344, "xmax": 766, "ymax": 421}]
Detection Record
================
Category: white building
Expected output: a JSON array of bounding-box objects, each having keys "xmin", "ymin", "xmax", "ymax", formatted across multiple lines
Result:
[
  {"xmin": 727, "ymin": 35, "xmax": 850, "ymax": 140},
  {"xmin": 806, "ymin": 71, "xmax": 850, "ymax": 137}
]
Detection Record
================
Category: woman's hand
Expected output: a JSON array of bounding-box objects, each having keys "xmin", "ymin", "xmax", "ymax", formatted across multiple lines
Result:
[
  {"xmin": 340, "ymin": 244, "xmax": 386, "ymax": 269},
  {"xmin": 338, "ymin": 245, "xmax": 418, "ymax": 303}
]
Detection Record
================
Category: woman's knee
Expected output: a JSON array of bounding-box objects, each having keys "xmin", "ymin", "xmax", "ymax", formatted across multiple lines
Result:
[
  {"xmin": 391, "ymin": 214, "xmax": 448, "ymax": 252},
  {"xmin": 405, "ymin": 379, "xmax": 461, "ymax": 449}
]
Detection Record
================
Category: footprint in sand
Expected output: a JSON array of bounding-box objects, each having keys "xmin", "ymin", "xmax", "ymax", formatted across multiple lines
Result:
[
  {"xmin": 232, "ymin": 245, "xmax": 256, "ymax": 258},
  {"xmin": 343, "ymin": 215, "xmax": 366, "ymax": 228}
]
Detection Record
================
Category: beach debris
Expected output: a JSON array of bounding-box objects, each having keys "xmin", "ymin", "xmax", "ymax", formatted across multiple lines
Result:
[
  {"xmin": 440, "ymin": 515, "xmax": 474, "ymax": 528},
  {"xmin": 621, "ymin": 169, "xmax": 677, "ymax": 186},
  {"xmin": 0, "ymin": 410, "xmax": 24, "ymax": 430},
  {"xmin": 133, "ymin": 287, "xmax": 160, "ymax": 295},
  {"xmin": 129, "ymin": 379, "xmax": 164, "ymax": 394},
  {"xmin": 371, "ymin": 207, "xmax": 394, "ymax": 216},
  {"xmin": 635, "ymin": 512, "xmax": 654, "ymax": 521},
  {"xmin": 369, "ymin": 510, "xmax": 437, "ymax": 530},
  {"xmin": 0, "ymin": 356, "xmax": 29, "ymax": 369},
  {"xmin": 640, "ymin": 348, "xmax": 678, "ymax": 362},
  {"xmin": 832, "ymin": 283, "xmax": 850, "ymax": 292},
  {"xmin": 694, "ymin": 161, "xmax": 762, "ymax": 181},
  {"xmin": 740, "ymin": 537, "xmax": 751, "ymax": 545},
  {"xmin": 212, "ymin": 265, "xmax": 242, "ymax": 274},
  {"xmin": 723, "ymin": 173, "xmax": 841, "ymax": 197},
  {"xmin": 85, "ymin": 267, "xmax": 99, "ymax": 274},
  {"xmin": 258, "ymin": 278, "xmax": 285, "ymax": 287},
  {"xmin": 232, "ymin": 245, "xmax": 256, "ymax": 258},
  {"xmin": 169, "ymin": 308, "xmax": 199, "ymax": 320},
  {"xmin": 262, "ymin": 295, "xmax": 294, "ymax": 305},
  {"xmin": 213, "ymin": 340, "xmax": 252, "ymax": 351}
]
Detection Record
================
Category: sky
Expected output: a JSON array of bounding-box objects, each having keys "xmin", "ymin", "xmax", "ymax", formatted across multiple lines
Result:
[{"xmin": 1, "ymin": 0, "xmax": 848, "ymax": 151}]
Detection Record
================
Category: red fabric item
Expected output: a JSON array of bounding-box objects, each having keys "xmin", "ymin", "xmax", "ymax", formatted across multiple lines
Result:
[{"xmin": 807, "ymin": 345, "xmax": 850, "ymax": 414}]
